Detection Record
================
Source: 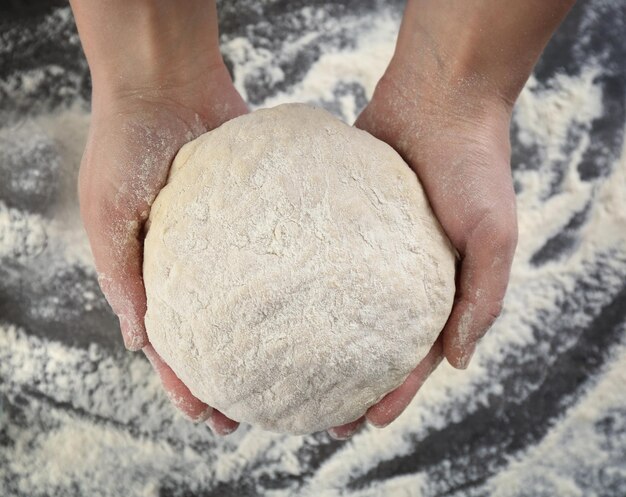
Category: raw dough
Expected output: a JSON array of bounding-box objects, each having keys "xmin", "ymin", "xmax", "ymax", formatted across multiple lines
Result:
[{"xmin": 143, "ymin": 103, "xmax": 455, "ymax": 435}]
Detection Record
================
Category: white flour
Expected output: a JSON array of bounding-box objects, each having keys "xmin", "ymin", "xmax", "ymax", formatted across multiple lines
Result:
[
  {"xmin": 486, "ymin": 337, "xmax": 626, "ymax": 496},
  {"xmin": 1, "ymin": 4, "xmax": 625, "ymax": 497}
]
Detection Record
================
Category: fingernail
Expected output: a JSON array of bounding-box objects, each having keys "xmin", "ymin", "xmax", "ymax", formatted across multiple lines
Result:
[
  {"xmin": 327, "ymin": 423, "xmax": 363, "ymax": 440},
  {"xmin": 367, "ymin": 418, "xmax": 391, "ymax": 429},
  {"xmin": 327, "ymin": 429, "xmax": 343, "ymax": 440},
  {"xmin": 328, "ymin": 428, "xmax": 356, "ymax": 440},
  {"xmin": 123, "ymin": 333, "xmax": 142, "ymax": 351},
  {"xmin": 456, "ymin": 343, "xmax": 476, "ymax": 370},
  {"xmin": 120, "ymin": 316, "xmax": 144, "ymax": 351},
  {"xmin": 206, "ymin": 416, "xmax": 237, "ymax": 436},
  {"xmin": 196, "ymin": 406, "xmax": 214, "ymax": 423}
]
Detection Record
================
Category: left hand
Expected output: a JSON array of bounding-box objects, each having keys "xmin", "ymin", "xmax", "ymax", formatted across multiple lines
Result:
[
  {"xmin": 328, "ymin": 60, "xmax": 518, "ymax": 438},
  {"xmin": 328, "ymin": 0, "xmax": 576, "ymax": 437}
]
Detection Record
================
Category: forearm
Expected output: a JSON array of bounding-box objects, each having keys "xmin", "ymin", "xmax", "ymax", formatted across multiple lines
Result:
[
  {"xmin": 391, "ymin": 0, "xmax": 576, "ymax": 105},
  {"xmin": 69, "ymin": 0, "xmax": 222, "ymax": 97}
]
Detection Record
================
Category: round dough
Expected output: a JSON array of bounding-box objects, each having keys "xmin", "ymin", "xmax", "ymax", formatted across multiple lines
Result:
[{"xmin": 143, "ymin": 103, "xmax": 455, "ymax": 435}]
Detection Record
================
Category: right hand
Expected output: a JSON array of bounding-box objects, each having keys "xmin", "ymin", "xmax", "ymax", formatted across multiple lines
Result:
[{"xmin": 79, "ymin": 61, "xmax": 248, "ymax": 435}]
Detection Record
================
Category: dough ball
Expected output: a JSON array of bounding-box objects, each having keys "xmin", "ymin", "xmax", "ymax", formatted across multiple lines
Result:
[{"xmin": 143, "ymin": 103, "xmax": 455, "ymax": 435}]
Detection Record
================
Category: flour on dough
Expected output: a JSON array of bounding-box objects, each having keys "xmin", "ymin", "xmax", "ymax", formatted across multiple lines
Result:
[{"xmin": 143, "ymin": 103, "xmax": 455, "ymax": 435}]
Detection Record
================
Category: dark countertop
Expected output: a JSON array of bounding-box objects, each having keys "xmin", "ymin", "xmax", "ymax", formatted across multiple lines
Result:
[{"xmin": 1, "ymin": 1, "xmax": 625, "ymax": 496}]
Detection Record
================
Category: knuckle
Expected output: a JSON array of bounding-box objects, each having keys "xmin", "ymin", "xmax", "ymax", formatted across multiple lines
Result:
[
  {"xmin": 81, "ymin": 193, "xmax": 117, "ymax": 236},
  {"xmin": 478, "ymin": 208, "xmax": 518, "ymax": 254},
  {"xmin": 484, "ymin": 299, "xmax": 504, "ymax": 322},
  {"xmin": 495, "ymin": 222, "xmax": 518, "ymax": 253}
]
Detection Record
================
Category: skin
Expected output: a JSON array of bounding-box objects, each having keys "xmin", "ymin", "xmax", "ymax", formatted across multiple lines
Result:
[
  {"xmin": 70, "ymin": 0, "xmax": 575, "ymax": 439},
  {"xmin": 350, "ymin": 0, "xmax": 576, "ymax": 433},
  {"xmin": 71, "ymin": 0, "xmax": 247, "ymax": 435}
]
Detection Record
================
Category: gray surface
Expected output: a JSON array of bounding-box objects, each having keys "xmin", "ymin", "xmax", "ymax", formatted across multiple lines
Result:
[{"xmin": 1, "ymin": 1, "xmax": 625, "ymax": 496}]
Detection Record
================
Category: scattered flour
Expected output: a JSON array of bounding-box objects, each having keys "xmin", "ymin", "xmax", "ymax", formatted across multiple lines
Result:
[
  {"xmin": 1, "ymin": 3, "xmax": 625, "ymax": 496},
  {"xmin": 487, "ymin": 334, "xmax": 626, "ymax": 497},
  {"xmin": 0, "ymin": 204, "xmax": 47, "ymax": 260}
]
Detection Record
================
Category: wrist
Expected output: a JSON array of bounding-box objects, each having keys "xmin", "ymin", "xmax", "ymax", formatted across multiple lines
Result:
[
  {"xmin": 360, "ymin": 61, "xmax": 513, "ymax": 173},
  {"xmin": 88, "ymin": 59, "xmax": 247, "ymax": 136},
  {"xmin": 392, "ymin": 0, "xmax": 575, "ymax": 106},
  {"xmin": 72, "ymin": 0, "xmax": 222, "ymax": 98},
  {"xmin": 377, "ymin": 58, "xmax": 513, "ymax": 134}
]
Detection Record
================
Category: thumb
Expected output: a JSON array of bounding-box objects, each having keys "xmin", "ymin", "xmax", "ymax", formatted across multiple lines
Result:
[
  {"xmin": 443, "ymin": 210, "xmax": 518, "ymax": 368},
  {"xmin": 82, "ymin": 195, "xmax": 149, "ymax": 350}
]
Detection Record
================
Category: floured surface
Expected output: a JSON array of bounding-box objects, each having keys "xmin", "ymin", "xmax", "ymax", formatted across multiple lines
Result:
[{"xmin": 1, "ymin": 1, "xmax": 625, "ymax": 496}]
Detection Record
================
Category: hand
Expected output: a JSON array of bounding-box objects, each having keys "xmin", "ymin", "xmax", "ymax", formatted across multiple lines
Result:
[
  {"xmin": 330, "ymin": 81, "xmax": 517, "ymax": 438},
  {"xmin": 351, "ymin": 67, "xmax": 517, "ymax": 429},
  {"xmin": 328, "ymin": 0, "xmax": 575, "ymax": 435},
  {"xmin": 329, "ymin": 80, "xmax": 517, "ymax": 440},
  {"xmin": 71, "ymin": 0, "xmax": 249, "ymax": 434},
  {"xmin": 79, "ymin": 63, "xmax": 248, "ymax": 434}
]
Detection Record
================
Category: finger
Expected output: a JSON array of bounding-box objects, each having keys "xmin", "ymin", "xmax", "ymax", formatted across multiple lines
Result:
[
  {"xmin": 78, "ymin": 118, "xmax": 182, "ymax": 351},
  {"xmin": 327, "ymin": 416, "xmax": 366, "ymax": 440},
  {"xmin": 82, "ymin": 194, "xmax": 149, "ymax": 350},
  {"xmin": 143, "ymin": 344, "xmax": 213, "ymax": 422},
  {"xmin": 366, "ymin": 337, "xmax": 444, "ymax": 428},
  {"xmin": 443, "ymin": 212, "xmax": 517, "ymax": 369},
  {"xmin": 207, "ymin": 409, "xmax": 240, "ymax": 436}
]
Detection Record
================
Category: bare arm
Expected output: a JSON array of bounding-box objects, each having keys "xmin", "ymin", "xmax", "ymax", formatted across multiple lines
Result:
[
  {"xmin": 345, "ymin": 0, "xmax": 576, "ymax": 433},
  {"xmin": 69, "ymin": 0, "xmax": 246, "ymax": 435},
  {"xmin": 391, "ymin": 0, "xmax": 576, "ymax": 105},
  {"xmin": 70, "ymin": 0, "xmax": 224, "ymax": 103}
]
